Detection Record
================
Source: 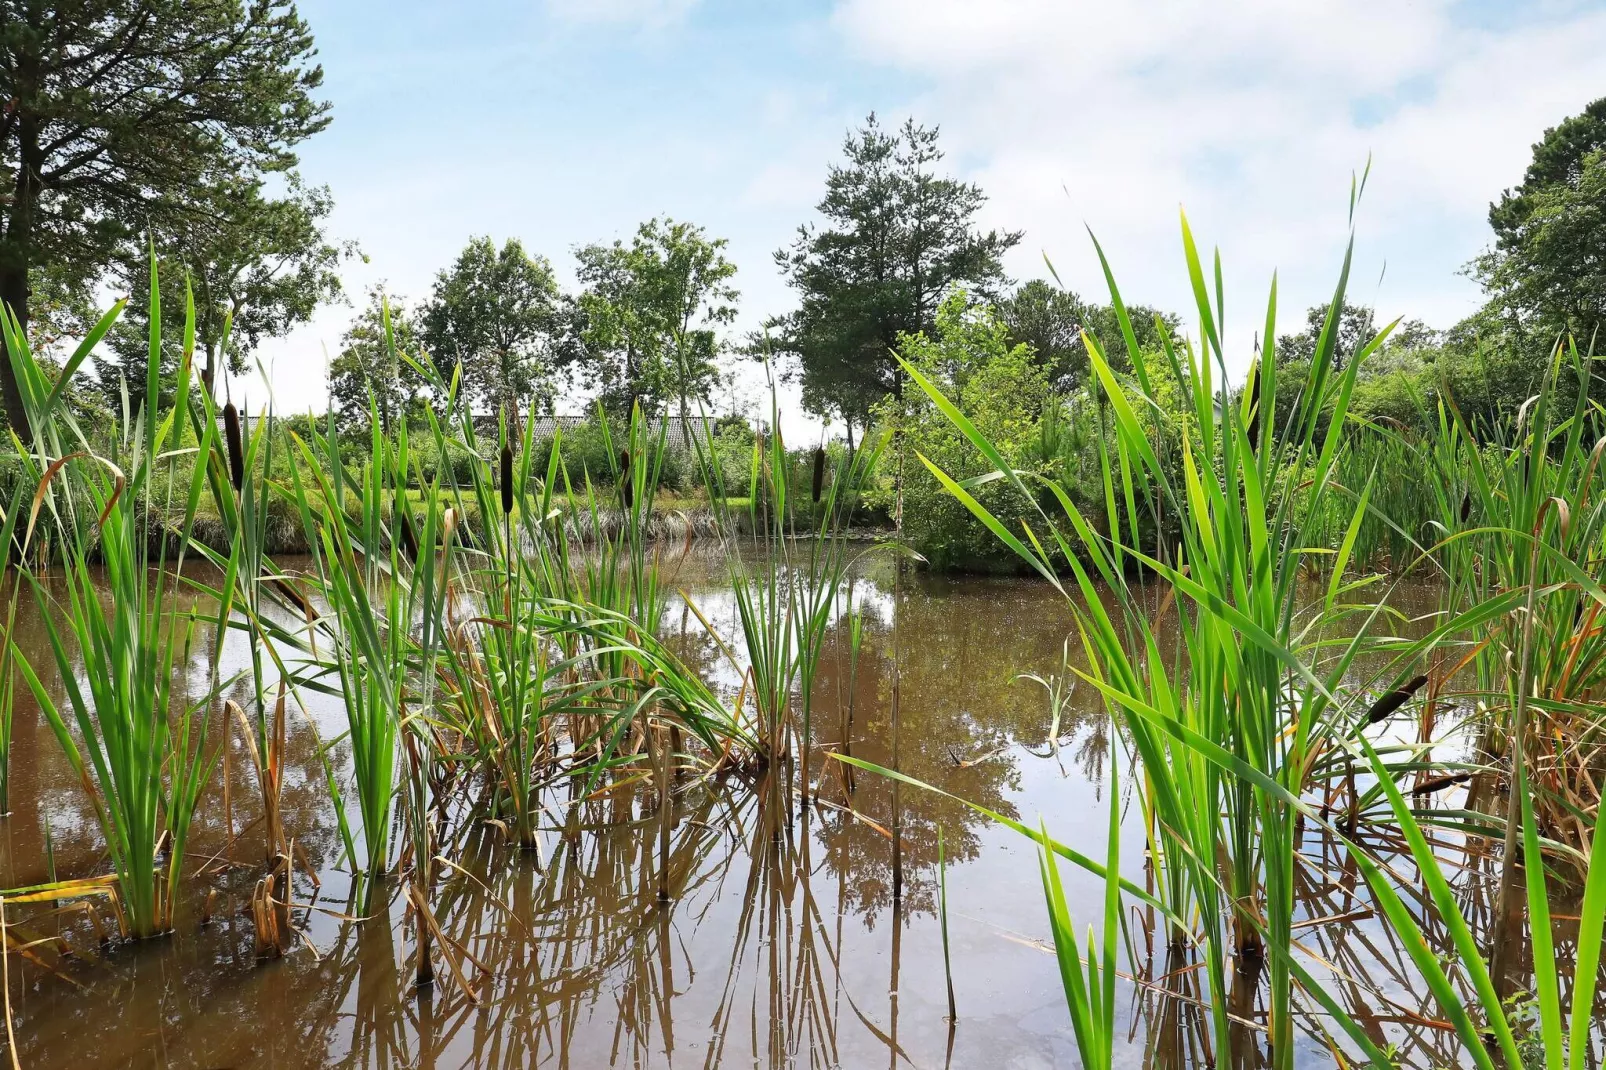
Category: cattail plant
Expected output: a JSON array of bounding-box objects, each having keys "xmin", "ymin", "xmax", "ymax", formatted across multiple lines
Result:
[
  {"xmin": 883, "ymin": 207, "xmax": 1449, "ymax": 1067},
  {"xmin": 689, "ymin": 377, "xmax": 887, "ymax": 776},
  {"xmin": 1339, "ymin": 734, "xmax": 1606, "ymax": 1070},
  {"xmin": 1363, "ymin": 673, "xmax": 1428, "ymax": 725},
  {"xmin": 223, "ymin": 400, "xmax": 245, "ymax": 492},
  {"xmin": 283, "ymin": 393, "xmax": 426, "ymax": 901},
  {"xmin": 394, "ymin": 488, "xmax": 419, "ymax": 563},
  {"xmin": 176, "ymin": 311, "xmax": 320, "ymax": 875},
  {"xmin": 500, "ymin": 442, "xmax": 515, "ymax": 516},
  {"xmin": 1245, "ymin": 357, "xmax": 1262, "ymax": 453}
]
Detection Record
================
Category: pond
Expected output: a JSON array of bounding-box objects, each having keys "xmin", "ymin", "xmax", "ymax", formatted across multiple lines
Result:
[{"xmin": 0, "ymin": 550, "xmax": 1578, "ymax": 1069}]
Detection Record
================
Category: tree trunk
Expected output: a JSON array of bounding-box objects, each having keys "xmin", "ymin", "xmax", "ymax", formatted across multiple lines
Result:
[
  {"xmin": 0, "ymin": 97, "xmax": 43, "ymax": 442},
  {"xmin": 0, "ymin": 263, "xmax": 31, "ymax": 434}
]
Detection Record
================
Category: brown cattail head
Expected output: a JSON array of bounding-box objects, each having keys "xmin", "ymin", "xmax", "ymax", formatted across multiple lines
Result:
[
  {"xmin": 619, "ymin": 450, "xmax": 633, "ymax": 510},
  {"xmin": 499, "ymin": 444, "xmax": 515, "ymax": 516},
  {"xmin": 1246, "ymin": 362, "xmax": 1262, "ymax": 453},
  {"xmin": 1459, "ymin": 492, "xmax": 1472, "ymax": 524},
  {"xmin": 1412, "ymin": 771, "xmax": 1472, "ymax": 796},
  {"xmin": 223, "ymin": 402, "xmax": 244, "ymax": 492},
  {"xmin": 812, "ymin": 447, "xmax": 826, "ymax": 503},
  {"xmin": 394, "ymin": 488, "xmax": 418, "ymax": 563},
  {"xmin": 1365, "ymin": 673, "xmax": 1429, "ymax": 725}
]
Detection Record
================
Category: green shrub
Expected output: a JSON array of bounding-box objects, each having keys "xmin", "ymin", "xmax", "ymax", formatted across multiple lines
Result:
[
  {"xmin": 410, "ymin": 435, "xmax": 481, "ymax": 486},
  {"xmin": 709, "ymin": 419, "xmax": 756, "ymax": 499},
  {"xmin": 874, "ymin": 290, "xmax": 1055, "ymax": 571},
  {"xmin": 527, "ymin": 417, "xmax": 696, "ymax": 493},
  {"xmin": 546, "ymin": 419, "xmax": 620, "ymax": 487}
]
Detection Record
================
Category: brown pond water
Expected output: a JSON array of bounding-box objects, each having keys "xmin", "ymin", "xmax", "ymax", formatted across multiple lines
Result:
[{"xmin": 0, "ymin": 551, "xmax": 1592, "ymax": 1069}]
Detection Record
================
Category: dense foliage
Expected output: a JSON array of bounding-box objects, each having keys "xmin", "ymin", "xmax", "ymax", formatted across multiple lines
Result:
[
  {"xmin": 1000, "ymin": 279, "xmax": 1179, "ymax": 390},
  {"xmin": 769, "ymin": 115, "xmax": 1021, "ymax": 437},
  {"xmin": 0, "ymin": 0, "xmax": 332, "ymax": 437},
  {"xmin": 327, "ymin": 289, "xmax": 427, "ymax": 433},
  {"xmin": 573, "ymin": 218, "xmax": 739, "ymax": 416},
  {"xmin": 1478, "ymin": 97, "xmax": 1606, "ymax": 342},
  {"xmin": 874, "ymin": 291, "xmax": 1052, "ymax": 570},
  {"xmin": 419, "ymin": 237, "xmax": 570, "ymax": 418}
]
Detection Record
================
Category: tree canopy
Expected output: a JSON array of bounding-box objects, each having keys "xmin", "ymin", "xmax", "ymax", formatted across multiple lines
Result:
[
  {"xmin": 874, "ymin": 289, "xmax": 1049, "ymax": 569},
  {"xmin": 770, "ymin": 114, "xmax": 1020, "ymax": 432},
  {"xmin": 327, "ymin": 288, "xmax": 426, "ymax": 433},
  {"xmin": 999, "ymin": 280, "xmax": 1084, "ymax": 389},
  {"xmin": 119, "ymin": 175, "xmax": 347, "ymax": 398},
  {"xmin": 1276, "ymin": 302, "xmax": 1380, "ymax": 371},
  {"xmin": 999, "ymin": 279, "xmax": 1179, "ymax": 389},
  {"xmin": 419, "ymin": 236, "xmax": 568, "ymax": 419},
  {"xmin": 1476, "ymin": 97, "xmax": 1606, "ymax": 344},
  {"xmin": 574, "ymin": 217, "xmax": 738, "ymax": 416},
  {"xmin": 0, "ymin": 0, "xmax": 331, "ymax": 432}
]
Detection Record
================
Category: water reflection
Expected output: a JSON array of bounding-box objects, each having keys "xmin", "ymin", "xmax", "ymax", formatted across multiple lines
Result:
[
  {"xmin": 0, "ymin": 552, "xmax": 1598, "ymax": 1069},
  {"xmin": 1, "ymin": 554, "xmax": 1097, "ymax": 1068}
]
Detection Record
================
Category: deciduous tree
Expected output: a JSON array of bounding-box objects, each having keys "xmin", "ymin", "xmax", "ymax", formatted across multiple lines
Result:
[
  {"xmin": 574, "ymin": 217, "xmax": 737, "ymax": 416},
  {"xmin": 419, "ymin": 236, "xmax": 567, "ymax": 419},
  {"xmin": 1477, "ymin": 97, "xmax": 1606, "ymax": 342},
  {"xmin": 1276, "ymin": 302, "xmax": 1378, "ymax": 371},
  {"xmin": 94, "ymin": 175, "xmax": 348, "ymax": 405},
  {"xmin": 1000, "ymin": 279, "xmax": 1180, "ymax": 389},
  {"xmin": 328, "ymin": 288, "xmax": 425, "ymax": 433},
  {"xmin": 0, "ymin": 0, "xmax": 330, "ymax": 435}
]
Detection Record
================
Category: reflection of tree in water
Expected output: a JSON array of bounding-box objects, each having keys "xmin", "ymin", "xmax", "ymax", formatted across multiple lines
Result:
[
  {"xmin": 8, "ymin": 548, "xmax": 1606, "ymax": 1069},
  {"xmin": 1069, "ymin": 714, "xmax": 1110, "ymax": 784},
  {"xmin": 653, "ymin": 556, "xmax": 1092, "ymax": 922},
  {"xmin": 807, "ymin": 569, "xmax": 1096, "ymax": 922}
]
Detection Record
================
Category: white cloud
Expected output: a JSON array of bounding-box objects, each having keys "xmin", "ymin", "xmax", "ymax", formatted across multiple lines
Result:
[{"xmin": 828, "ymin": 0, "xmax": 1606, "ymax": 367}]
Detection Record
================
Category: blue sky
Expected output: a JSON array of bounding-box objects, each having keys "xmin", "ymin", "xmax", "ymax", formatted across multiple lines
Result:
[{"xmin": 252, "ymin": 0, "xmax": 1606, "ymax": 431}]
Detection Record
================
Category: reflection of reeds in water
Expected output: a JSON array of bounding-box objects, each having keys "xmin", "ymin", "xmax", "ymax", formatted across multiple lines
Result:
[
  {"xmin": 705, "ymin": 775, "xmax": 848, "ymax": 1070},
  {"xmin": 0, "ymin": 590, "xmax": 18, "ymax": 819},
  {"xmin": 297, "ymin": 771, "xmax": 938, "ymax": 1070},
  {"xmin": 6, "ymin": 249, "xmax": 1606, "ymax": 1070}
]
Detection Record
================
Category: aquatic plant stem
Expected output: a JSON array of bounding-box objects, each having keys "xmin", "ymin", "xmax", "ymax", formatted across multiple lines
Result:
[
  {"xmin": 891, "ymin": 559, "xmax": 903, "ymax": 905},
  {"xmin": 1, "ymin": 897, "xmax": 15, "ymax": 1070},
  {"xmin": 939, "ymin": 826, "xmax": 956, "ymax": 1021},
  {"xmin": 1490, "ymin": 504, "xmax": 1553, "ymax": 999}
]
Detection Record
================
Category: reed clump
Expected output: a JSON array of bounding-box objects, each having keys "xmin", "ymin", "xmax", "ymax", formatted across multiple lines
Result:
[
  {"xmin": 0, "ymin": 272, "xmax": 759, "ymax": 960},
  {"xmin": 860, "ymin": 194, "xmax": 1606, "ymax": 1069},
  {"xmin": 4, "ymin": 273, "xmax": 223, "ymax": 939}
]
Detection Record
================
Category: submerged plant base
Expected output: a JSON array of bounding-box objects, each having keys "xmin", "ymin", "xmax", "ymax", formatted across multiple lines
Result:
[{"xmin": 0, "ymin": 560, "xmax": 1582, "ymax": 1069}]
